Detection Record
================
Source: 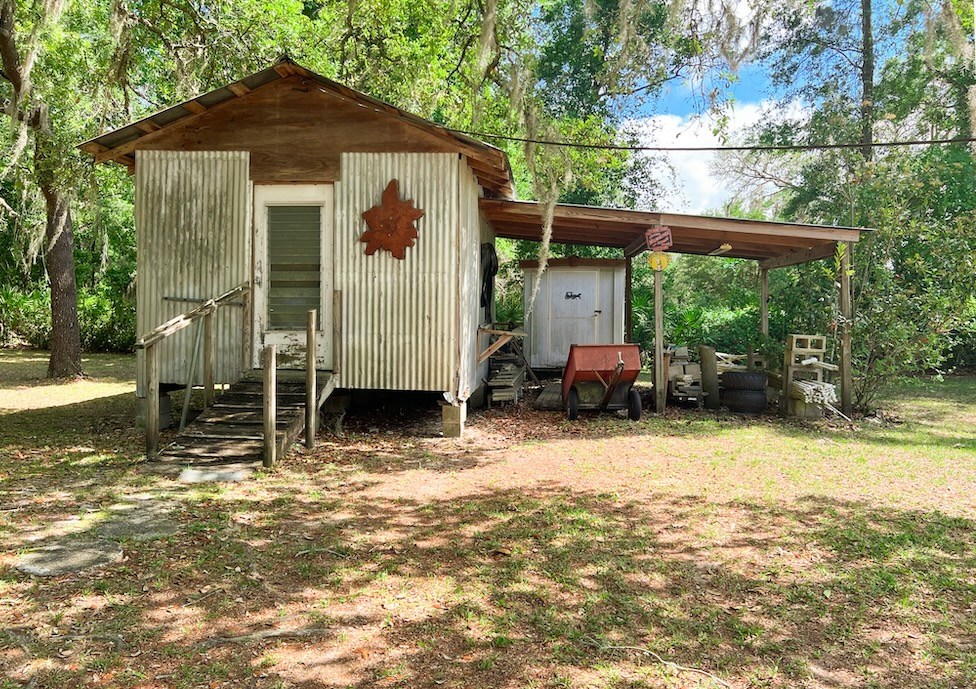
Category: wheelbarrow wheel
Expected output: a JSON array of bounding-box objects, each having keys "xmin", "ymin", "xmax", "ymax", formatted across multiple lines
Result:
[
  {"xmin": 627, "ymin": 387, "xmax": 642, "ymax": 421},
  {"xmin": 566, "ymin": 387, "xmax": 580, "ymax": 420}
]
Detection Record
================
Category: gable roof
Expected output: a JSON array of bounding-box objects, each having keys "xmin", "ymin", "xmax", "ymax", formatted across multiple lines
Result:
[{"xmin": 79, "ymin": 56, "xmax": 515, "ymax": 197}]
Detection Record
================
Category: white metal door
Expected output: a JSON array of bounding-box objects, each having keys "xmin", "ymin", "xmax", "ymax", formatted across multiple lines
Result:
[
  {"xmin": 253, "ymin": 184, "xmax": 333, "ymax": 369},
  {"xmin": 548, "ymin": 270, "xmax": 600, "ymax": 364}
]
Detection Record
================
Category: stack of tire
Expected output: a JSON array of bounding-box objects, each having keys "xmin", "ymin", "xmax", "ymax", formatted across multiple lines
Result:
[{"xmin": 721, "ymin": 371, "xmax": 768, "ymax": 414}]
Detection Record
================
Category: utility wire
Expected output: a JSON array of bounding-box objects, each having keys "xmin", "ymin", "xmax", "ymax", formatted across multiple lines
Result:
[{"xmin": 446, "ymin": 129, "xmax": 976, "ymax": 152}]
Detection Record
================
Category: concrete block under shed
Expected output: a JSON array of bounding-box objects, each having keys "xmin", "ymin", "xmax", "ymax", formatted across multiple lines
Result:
[{"xmin": 442, "ymin": 402, "xmax": 467, "ymax": 438}]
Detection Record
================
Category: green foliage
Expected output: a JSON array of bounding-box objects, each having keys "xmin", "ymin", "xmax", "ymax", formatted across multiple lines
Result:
[{"xmin": 0, "ymin": 284, "xmax": 135, "ymax": 352}]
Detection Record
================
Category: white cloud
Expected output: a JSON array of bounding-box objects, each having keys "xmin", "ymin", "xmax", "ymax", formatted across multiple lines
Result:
[{"xmin": 625, "ymin": 101, "xmax": 779, "ymax": 214}]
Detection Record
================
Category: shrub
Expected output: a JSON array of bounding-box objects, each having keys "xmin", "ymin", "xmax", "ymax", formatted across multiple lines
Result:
[{"xmin": 0, "ymin": 286, "xmax": 135, "ymax": 353}]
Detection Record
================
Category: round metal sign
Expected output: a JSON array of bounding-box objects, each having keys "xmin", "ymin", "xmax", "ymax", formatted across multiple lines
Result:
[{"xmin": 647, "ymin": 252, "xmax": 670, "ymax": 271}]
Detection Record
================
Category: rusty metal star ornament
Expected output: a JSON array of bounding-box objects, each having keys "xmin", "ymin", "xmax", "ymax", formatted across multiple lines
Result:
[{"xmin": 360, "ymin": 179, "xmax": 424, "ymax": 259}]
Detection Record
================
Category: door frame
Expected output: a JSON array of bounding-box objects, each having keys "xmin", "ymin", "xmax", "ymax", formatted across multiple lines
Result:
[{"xmin": 252, "ymin": 184, "xmax": 334, "ymax": 370}]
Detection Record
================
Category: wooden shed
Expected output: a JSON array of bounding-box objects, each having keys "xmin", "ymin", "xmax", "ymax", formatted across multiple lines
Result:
[
  {"xmin": 520, "ymin": 258, "xmax": 627, "ymax": 369},
  {"xmin": 82, "ymin": 56, "xmax": 870, "ymax": 465}
]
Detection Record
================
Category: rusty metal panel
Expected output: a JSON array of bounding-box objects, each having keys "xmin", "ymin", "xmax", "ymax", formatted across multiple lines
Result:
[
  {"xmin": 334, "ymin": 152, "xmax": 459, "ymax": 391},
  {"xmin": 134, "ymin": 150, "xmax": 251, "ymax": 394}
]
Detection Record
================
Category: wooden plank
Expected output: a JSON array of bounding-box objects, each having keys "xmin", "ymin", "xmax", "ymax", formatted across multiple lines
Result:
[
  {"xmin": 839, "ymin": 242, "xmax": 853, "ymax": 416},
  {"xmin": 227, "ymin": 82, "xmax": 251, "ymax": 97},
  {"xmin": 183, "ymin": 100, "xmax": 207, "ymax": 114},
  {"xmin": 262, "ymin": 346, "xmax": 276, "ymax": 469},
  {"xmin": 478, "ymin": 334, "xmax": 513, "ymax": 364},
  {"xmin": 760, "ymin": 243, "xmax": 838, "ymax": 270},
  {"xmin": 306, "ymin": 309, "xmax": 317, "ymax": 449},
  {"xmin": 105, "ymin": 78, "xmax": 507, "ymax": 187},
  {"xmin": 203, "ymin": 311, "xmax": 215, "ymax": 407},
  {"xmin": 136, "ymin": 283, "xmax": 248, "ymax": 348},
  {"xmin": 146, "ymin": 344, "xmax": 160, "ymax": 458},
  {"xmin": 135, "ymin": 120, "xmax": 161, "ymax": 133},
  {"xmin": 625, "ymin": 256, "xmax": 633, "ymax": 342}
]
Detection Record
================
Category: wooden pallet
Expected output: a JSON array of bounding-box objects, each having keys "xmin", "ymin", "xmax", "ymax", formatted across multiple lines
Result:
[
  {"xmin": 156, "ymin": 374, "xmax": 334, "ymax": 468},
  {"xmin": 488, "ymin": 363, "xmax": 526, "ymax": 405}
]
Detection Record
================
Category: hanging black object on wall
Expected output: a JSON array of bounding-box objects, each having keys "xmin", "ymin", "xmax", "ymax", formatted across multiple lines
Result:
[{"xmin": 480, "ymin": 243, "xmax": 498, "ymax": 321}]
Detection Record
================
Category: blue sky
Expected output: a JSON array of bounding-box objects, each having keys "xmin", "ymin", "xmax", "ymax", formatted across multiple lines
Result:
[{"xmin": 623, "ymin": 63, "xmax": 781, "ymax": 214}]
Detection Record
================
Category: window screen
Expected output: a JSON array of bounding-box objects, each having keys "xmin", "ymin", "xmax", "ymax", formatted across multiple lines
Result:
[{"xmin": 267, "ymin": 205, "xmax": 321, "ymax": 330}]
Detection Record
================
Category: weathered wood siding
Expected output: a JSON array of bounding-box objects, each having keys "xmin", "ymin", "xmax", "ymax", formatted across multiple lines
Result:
[
  {"xmin": 131, "ymin": 78, "xmax": 464, "ymax": 183},
  {"xmin": 335, "ymin": 152, "xmax": 460, "ymax": 391},
  {"xmin": 134, "ymin": 151, "xmax": 251, "ymax": 394}
]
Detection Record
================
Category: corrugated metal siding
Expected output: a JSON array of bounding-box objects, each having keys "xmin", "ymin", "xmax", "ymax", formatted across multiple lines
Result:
[
  {"xmin": 135, "ymin": 151, "xmax": 251, "ymax": 393},
  {"xmin": 335, "ymin": 153, "xmax": 459, "ymax": 391},
  {"xmin": 457, "ymin": 160, "xmax": 489, "ymax": 400}
]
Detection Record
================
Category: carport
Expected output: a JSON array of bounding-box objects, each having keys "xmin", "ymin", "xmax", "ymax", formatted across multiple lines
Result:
[{"xmin": 479, "ymin": 198, "xmax": 871, "ymax": 416}]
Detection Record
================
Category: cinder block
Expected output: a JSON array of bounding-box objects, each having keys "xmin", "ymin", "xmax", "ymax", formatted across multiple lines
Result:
[{"xmin": 442, "ymin": 402, "xmax": 467, "ymax": 438}]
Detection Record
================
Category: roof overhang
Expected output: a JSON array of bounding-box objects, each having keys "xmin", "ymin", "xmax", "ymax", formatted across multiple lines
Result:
[
  {"xmin": 79, "ymin": 57, "xmax": 515, "ymax": 197},
  {"xmin": 480, "ymin": 199, "xmax": 870, "ymax": 268}
]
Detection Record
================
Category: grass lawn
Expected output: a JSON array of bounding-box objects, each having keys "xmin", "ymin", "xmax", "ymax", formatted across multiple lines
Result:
[{"xmin": 1, "ymin": 349, "xmax": 975, "ymax": 689}]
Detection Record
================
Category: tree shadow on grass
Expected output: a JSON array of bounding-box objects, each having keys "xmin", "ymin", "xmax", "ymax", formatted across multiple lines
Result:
[{"xmin": 6, "ymin": 482, "xmax": 975, "ymax": 688}]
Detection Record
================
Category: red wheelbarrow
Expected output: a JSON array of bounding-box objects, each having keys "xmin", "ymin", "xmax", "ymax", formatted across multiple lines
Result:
[{"xmin": 562, "ymin": 344, "xmax": 643, "ymax": 421}]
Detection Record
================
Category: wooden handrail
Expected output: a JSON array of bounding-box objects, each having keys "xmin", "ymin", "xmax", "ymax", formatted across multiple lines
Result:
[
  {"xmin": 140, "ymin": 282, "xmax": 250, "ymax": 459},
  {"xmin": 136, "ymin": 283, "xmax": 249, "ymax": 349}
]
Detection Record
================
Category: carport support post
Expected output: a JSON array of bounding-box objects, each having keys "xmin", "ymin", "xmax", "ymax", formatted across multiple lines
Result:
[
  {"xmin": 625, "ymin": 256, "xmax": 633, "ymax": 342},
  {"xmin": 654, "ymin": 267, "xmax": 665, "ymax": 414},
  {"xmin": 759, "ymin": 268, "xmax": 769, "ymax": 337},
  {"xmin": 839, "ymin": 242, "xmax": 853, "ymax": 416}
]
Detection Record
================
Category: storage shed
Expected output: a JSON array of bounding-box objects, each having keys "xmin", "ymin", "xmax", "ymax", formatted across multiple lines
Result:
[
  {"xmin": 520, "ymin": 258, "xmax": 626, "ymax": 369},
  {"xmin": 81, "ymin": 56, "xmax": 870, "ymax": 464}
]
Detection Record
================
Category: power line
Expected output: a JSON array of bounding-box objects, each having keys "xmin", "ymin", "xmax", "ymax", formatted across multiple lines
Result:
[{"xmin": 447, "ymin": 128, "xmax": 976, "ymax": 152}]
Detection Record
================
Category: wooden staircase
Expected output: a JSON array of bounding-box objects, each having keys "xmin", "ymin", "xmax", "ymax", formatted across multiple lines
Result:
[{"xmin": 157, "ymin": 373, "xmax": 335, "ymax": 468}]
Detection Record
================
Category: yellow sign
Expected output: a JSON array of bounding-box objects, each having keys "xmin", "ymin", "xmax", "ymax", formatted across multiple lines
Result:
[{"xmin": 647, "ymin": 252, "xmax": 670, "ymax": 271}]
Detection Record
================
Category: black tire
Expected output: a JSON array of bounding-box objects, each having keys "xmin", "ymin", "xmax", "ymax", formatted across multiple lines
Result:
[
  {"xmin": 627, "ymin": 387, "xmax": 642, "ymax": 421},
  {"xmin": 722, "ymin": 371, "xmax": 768, "ymax": 391},
  {"xmin": 723, "ymin": 388, "xmax": 767, "ymax": 414},
  {"xmin": 566, "ymin": 387, "xmax": 580, "ymax": 420}
]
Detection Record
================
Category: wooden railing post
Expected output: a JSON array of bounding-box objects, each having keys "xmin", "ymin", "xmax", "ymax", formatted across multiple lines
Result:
[
  {"xmin": 306, "ymin": 309, "xmax": 317, "ymax": 449},
  {"xmin": 203, "ymin": 309, "xmax": 215, "ymax": 408},
  {"xmin": 262, "ymin": 345, "xmax": 277, "ymax": 469},
  {"xmin": 146, "ymin": 343, "xmax": 160, "ymax": 458}
]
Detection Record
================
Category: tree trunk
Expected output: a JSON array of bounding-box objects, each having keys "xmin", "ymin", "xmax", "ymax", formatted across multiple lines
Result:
[
  {"xmin": 42, "ymin": 185, "xmax": 82, "ymax": 378},
  {"xmin": 860, "ymin": 0, "xmax": 874, "ymax": 161}
]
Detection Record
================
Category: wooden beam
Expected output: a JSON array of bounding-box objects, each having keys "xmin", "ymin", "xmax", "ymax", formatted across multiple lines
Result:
[
  {"xmin": 263, "ymin": 345, "xmax": 277, "ymax": 469},
  {"xmin": 182, "ymin": 100, "xmax": 207, "ymax": 114},
  {"xmin": 658, "ymin": 212, "xmax": 863, "ymax": 244},
  {"xmin": 759, "ymin": 268, "xmax": 769, "ymax": 336},
  {"xmin": 625, "ymin": 233, "xmax": 648, "ymax": 258},
  {"xmin": 625, "ymin": 256, "xmax": 633, "ymax": 342},
  {"xmin": 274, "ymin": 62, "xmax": 295, "ymax": 77},
  {"xmin": 759, "ymin": 242, "xmax": 838, "ymax": 270},
  {"xmin": 227, "ymin": 82, "xmax": 251, "ymax": 97},
  {"xmin": 306, "ymin": 309, "xmax": 317, "ymax": 450},
  {"xmin": 145, "ymin": 344, "xmax": 159, "ymax": 459},
  {"xmin": 839, "ymin": 242, "xmax": 853, "ymax": 416},
  {"xmin": 654, "ymin": 268, "xmax": 665, "ymax": 414},
  {"xmin": 203, "ymin": 311, "xmax": 215, "ymax": 408},
  {"xmin": 135, "ymin": 120, "xmax": 161, "ymax": 133}
]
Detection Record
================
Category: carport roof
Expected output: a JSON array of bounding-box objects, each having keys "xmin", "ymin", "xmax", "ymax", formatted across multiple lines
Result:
[{"xmin": 480, "ymin": 198, "xmax": 871, "ymax": 268}]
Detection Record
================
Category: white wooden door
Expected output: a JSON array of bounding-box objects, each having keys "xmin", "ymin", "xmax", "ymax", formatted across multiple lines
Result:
[
  {"xmin": 253, "ymin": 184, "xmax": 333, "ymax": 369},
  {"xmin": 548, "ymin": 270, "xmax": 600, "ymax": 364}
]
